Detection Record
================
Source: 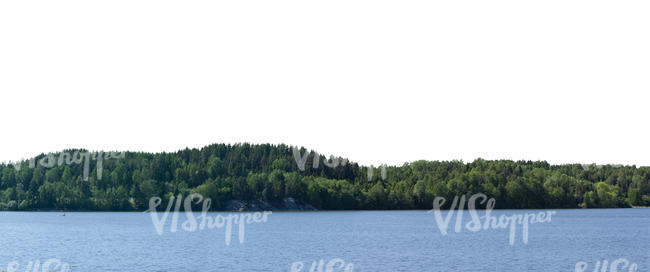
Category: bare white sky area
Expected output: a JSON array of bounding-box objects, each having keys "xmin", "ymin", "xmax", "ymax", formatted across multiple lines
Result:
[{"xmin": 0, "ymin": 0, "xmax": 649, "ymax": 167}]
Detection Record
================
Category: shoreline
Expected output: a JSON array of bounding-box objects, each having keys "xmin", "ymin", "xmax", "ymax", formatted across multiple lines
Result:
[{"xmin": 1, "ymin": 207, "xmax": 648, "ymax": 213}]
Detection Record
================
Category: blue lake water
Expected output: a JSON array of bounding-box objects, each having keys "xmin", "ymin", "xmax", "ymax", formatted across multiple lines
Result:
[{"xmin": 1, "ymin": 209, "xmax": 649, "ymax": 271}]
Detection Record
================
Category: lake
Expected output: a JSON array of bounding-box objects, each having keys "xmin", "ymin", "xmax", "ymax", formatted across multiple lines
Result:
[{"xmin": 1, "ymin": 209, "xmax": 649, "ymax": 271}]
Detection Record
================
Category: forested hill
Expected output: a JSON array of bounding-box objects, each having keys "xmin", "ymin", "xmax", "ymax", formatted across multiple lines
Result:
[{"xmin": 1, "ymin": 143, "xmax": 649, "ymax": 211}]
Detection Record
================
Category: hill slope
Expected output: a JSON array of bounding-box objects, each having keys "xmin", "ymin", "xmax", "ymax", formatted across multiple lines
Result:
[{"xmin": 1, "ymin": 143, "xmax": 649, "ymax": 211}]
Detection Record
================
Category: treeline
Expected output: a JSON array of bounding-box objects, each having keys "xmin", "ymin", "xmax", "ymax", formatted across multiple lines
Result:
[{"xmin": 1, "ymin": 143, "xmax": 649, "ymax": 211}]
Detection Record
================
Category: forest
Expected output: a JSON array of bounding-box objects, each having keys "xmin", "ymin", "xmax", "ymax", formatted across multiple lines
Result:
[{"xmin": 1, "ymin": 143, "xmax": 649, "ymax": 211}]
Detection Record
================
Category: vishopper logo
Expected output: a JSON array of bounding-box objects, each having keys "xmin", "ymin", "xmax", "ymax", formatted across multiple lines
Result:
[
  {"xmin": 2, "ymin": 258, "xmax": 70, "ymax": 272},
  {"xmin": 366, "ymin": 164, "xmax": 387, "ymax": 182},
  {"xmin": 145, "ymin": 193, "xmax": 271, "ymax": 245},
  {"xmin": 575, "ymin": 258, "xmax": 639, "ymax": 272},
  {"xmin": 292, "ymin": 147, "xmax": 386, "ymax": 181},
  {"xmin": 290, "ymin": 258, "xmax": 354, "ymax": 272},
  {"xmin": 292, "ymin": 147, "xmax": 349, "ymax": 171},
  {"xmin": 580, "ymin": 163, "xmax": 624, "ymax": 171},
  {"xmin": 8, "ymin": 151, "xmax": 124, "ymax": 181},
  {"xmin": 428, "ymin": 193, "xmax": 556, "ymax": 245}
]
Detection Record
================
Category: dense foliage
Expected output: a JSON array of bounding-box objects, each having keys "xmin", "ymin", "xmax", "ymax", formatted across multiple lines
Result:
[{"xmin": 1, "ymin": 143, "xmax": 649, "ymax": 211}]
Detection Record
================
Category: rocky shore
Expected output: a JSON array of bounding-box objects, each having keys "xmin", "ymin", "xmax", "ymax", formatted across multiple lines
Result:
[{"xmin": 223, "ymin": 197, "xmax": 317, "ymax": 211}]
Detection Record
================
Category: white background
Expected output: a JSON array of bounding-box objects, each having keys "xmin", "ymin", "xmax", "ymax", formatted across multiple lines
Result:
[{"xmin": 1, "ymin": 0, "xmax": 649, "ymax": 167}]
